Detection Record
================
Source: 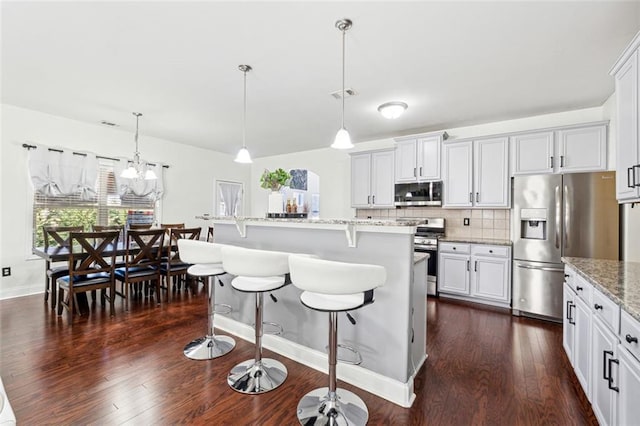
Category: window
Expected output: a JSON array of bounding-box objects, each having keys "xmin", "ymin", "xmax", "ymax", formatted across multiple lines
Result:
[{"xmin": 32, "ymin": 158, "xmax": 157, "ymax": 247}]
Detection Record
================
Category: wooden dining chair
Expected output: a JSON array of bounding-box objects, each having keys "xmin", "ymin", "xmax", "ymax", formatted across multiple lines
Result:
[
  {"xmin": 159, "ymin": 227, "xmax": 201, "ymax": 298},
  {"xmin": 128, "ymin": 223, "xmax": 153, "ymax": 230},
  {"xmin": 57, "ymin": 231, "xmax": 120, "ymax": 319},
  {"xmin": 42, "ymin": 225, "xmax": 84, "ymax": 310},
  {"xmin": 114, "ymin": 228, "xmax": 165, "ymax": 311}
]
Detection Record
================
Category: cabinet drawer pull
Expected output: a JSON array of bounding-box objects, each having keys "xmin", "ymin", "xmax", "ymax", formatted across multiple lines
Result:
[
  {"xmin": 489, "ymin": 250, "xmax": 493, "ymax": 253},
  {"xmin": 474, "ymin": 260, "xmax": 478, "ymax": 272},
  {"xmin": 466, "ymin": 260, "xmax": 470, "ymax": 271},
  {"xmin": 469, "ymin": 192, "xmax": 473, "ymax": 203},
  {"xmin": 576, "ymin": 286, "xmax": 583, "ymax": 291},
  {"xmin": 603, "ymin": 350, "xmax": 612, "ymax": 381},
  {"xmin": 419, "ymin": 166, "xmax": 423, "ymax": 177},
  {"xmin": 594, "ymin": 304, "xmax": 603, "ymax": 310},
  {"xmin": 564, "ymin": 273, "xmax": 570, "ymax": 278},
  {"xmin": 367, "ymin": 195, "xmax": 371, "ymax": 204},
  {"xmin": 626, "ymin": 334, "xmax": 639, "ymax": 344},
  {"xmin": 628, "ymin": 167, "xmax": 635, "ymax": 188},
  {"xmin": 550, "ymin": 156, "xmax": 554, "ymax": 169},
  {"xmin": 414, "ymin": 167, "xmax": 417, "ymax": 177},
  {"xmin": 372, "ymin": 195, "xmax": 375, "ymax": 204},
  {"xmin": 635, "ymin": 164, "xmax": 640, "ymax": 187},
  {"xmin": 452, "ymin": 247, "xmax": 456, "ymax": 250},
  {"xmin": 560, "ymin": 155, "xmax": 564, "ymax": 168},
  {"xmin": 476, "ymin": 192, "xmax": 479, "ymax": 203}
]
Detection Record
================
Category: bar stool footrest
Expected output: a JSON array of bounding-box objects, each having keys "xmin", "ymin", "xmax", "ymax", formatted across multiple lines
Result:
[
  {"xmin": 213, "ymin": 303, "xmax": 232, "ymax": 315},
  {"xmin": 251, "ymin": 321, "xmax": 283, "ymax": 336},
  {"xmin": 324, "ymin": 343, "xmax": 363, "ymax": 365}
]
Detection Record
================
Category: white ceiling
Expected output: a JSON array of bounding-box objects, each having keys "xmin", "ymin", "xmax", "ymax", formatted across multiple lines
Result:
[{"xmin": 2, "ymin": 1, "xmax": 639, "ymax": 158}]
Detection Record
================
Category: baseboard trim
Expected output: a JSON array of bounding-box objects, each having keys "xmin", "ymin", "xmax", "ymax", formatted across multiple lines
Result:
[{"xmin": 214, "ymin": 315, "xmax": 416, "ymax": 408}]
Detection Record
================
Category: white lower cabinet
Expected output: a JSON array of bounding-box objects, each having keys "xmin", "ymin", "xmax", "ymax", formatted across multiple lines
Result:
[
  {"xmin": 617, "ymin": 344, "xmax": 640, "ymax": 425},
  {"xmin": 562, "ymin": 276, "xmax": 592, "ymax": 399},
  {"xmin": 591, "ymin": 315, "xmax": 619, "ymax": 426},
  {"xmin": 563, "ymin": 263, "xmax": 640, "ymax": 426},
  {"xmin": 438, "ymin": 242, "xmax": 511, "ymax": 308}
]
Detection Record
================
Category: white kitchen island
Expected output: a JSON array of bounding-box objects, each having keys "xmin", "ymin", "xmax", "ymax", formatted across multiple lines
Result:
[{"xmin": 197, "ymin": 216, "xmax": 427, "ymax": 407}]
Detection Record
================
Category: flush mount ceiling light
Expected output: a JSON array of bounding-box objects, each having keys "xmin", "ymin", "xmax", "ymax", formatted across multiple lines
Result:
[
  {"xmin": 121, "ymin": 112, "xmax": 157, "ymax": 180},
  {"xmin": 331, "ymin": 18, "xmax": 354, "ymax": 150},
  {"xmin": 234, "ymin": 64, "xmax": 253, "ymax": 164},
  {"xmin": 378, "ymin": 101, "xmax": 408, "ymax": 119}
]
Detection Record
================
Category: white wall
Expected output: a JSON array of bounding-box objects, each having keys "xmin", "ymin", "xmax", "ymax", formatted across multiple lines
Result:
[
  {"xmin": 251, "ymin": 105, "xmax": 611, "ymax": 219},
  {"xmin": 0, "ymin": 104, "xmax": 251, "ymax": 299}
]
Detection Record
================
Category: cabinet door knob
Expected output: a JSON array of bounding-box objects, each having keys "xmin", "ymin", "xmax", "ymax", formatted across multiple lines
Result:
[
  {"xmin": 626, "ymin": 334, "xmax": 639, "ymax": 344},
  {"xmin": 452, "ymin": 247, "xmax": 456, "ymax": 250},
  {"xmin": 594, "ymin": 304, "xmax": 603, "ymax": 310},
  {"xmin": 489, "ymin": 250, "xmax": 493, "ymax": 253}
]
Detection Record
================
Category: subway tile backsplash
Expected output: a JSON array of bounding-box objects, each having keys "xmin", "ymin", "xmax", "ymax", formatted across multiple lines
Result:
[{"xmin": 356, "ymin": 207, "xmax": 511, "ymax": 240}]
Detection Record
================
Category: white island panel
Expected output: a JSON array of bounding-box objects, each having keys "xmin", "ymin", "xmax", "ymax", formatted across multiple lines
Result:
[{"xmin": 205, "ymin": 217, "xmax": 424, "ymax": 407}]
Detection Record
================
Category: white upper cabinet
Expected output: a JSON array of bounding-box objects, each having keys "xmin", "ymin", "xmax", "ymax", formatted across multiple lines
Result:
[
  {"xmin": 443, "ymin": 137, "xmax": 509, "ymax": 208},
  {"xmin": 511, "ymin": 123, "xmax": 607, "ymax": 176},
  {"xmin": 557, "ymin": 125, "xmax": 607, "ymax": 173},
  {"xmin": 442, "ymin": 141, "xmax": 473, "ymax": 207},
  {"xmin": 611, "ymin": 34, "xmax": 640, "ymax": 202},
  {"xmin": 350, "ymin": 149, "xmax": 395, "ymax": 209},
  {"xmin": 474, "ymin": 137, "xmax": 510, "ymax": 207},
  {"xmin": 394, "ymin": 132, "xmax": 445, "ymax": 183},
  {"xmin": 510, "ymin": 131, "xmax": 555, "ymax": 175}
]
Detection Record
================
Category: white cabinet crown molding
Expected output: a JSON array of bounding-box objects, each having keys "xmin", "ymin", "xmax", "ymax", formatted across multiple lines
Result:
[
  {"xmin": 610, "ymin": 30, "xmax": 640, "ymax": 75},
  {"xmin": 393, "ymin": 130, "xmax": 448, "ymax": 143}
]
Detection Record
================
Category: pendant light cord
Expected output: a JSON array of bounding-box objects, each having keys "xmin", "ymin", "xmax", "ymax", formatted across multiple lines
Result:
[
  {"xmin": 243, "ymin": 68, "xmax": 247, "ymax": 148},
  {"xmin": 341, "ymin": 26, "xmax": 346, "ymax": 129}
]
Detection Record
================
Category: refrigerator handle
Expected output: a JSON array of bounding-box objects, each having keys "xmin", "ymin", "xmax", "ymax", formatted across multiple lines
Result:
[
  {"xmin": 555, "ymin": 185, "xmax": 561, "ymax": 250},
  {"xmin": 564, "ymin": 185, "xmax": 569, "ymax": 249},
  {"xmin": 516, "ymin": 263, "xmax": 564, "ymax": 273}
]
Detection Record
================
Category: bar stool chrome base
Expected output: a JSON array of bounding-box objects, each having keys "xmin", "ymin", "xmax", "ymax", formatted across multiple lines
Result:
[
  {"xmin": 296, "ymin": 387, "xmax": 369, "ymax": 426},
  {"xmin": 183, "ymin": 334, "xmax": 235, "ymax": 360},
  {"xmin": 227, "ymin": 358, "xmax": 288, "ymax": 394}
]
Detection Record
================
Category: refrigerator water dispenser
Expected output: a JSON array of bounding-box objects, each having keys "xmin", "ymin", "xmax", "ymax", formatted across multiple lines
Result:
[{"xmin": 519, "ymin": 208, "xmax": 547, "ymax": 240}]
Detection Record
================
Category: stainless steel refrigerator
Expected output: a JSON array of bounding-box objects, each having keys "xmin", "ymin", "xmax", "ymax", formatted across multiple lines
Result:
[{"xmin": 512, "ymin": 172, "xmax": 618, "ymax": 321}]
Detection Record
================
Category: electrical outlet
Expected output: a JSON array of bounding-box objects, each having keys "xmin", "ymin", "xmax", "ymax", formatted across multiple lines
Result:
[
  {"xmin": 463, "ymin": 218, "xmax": 470, "ymax": 226},
  {"xmin": 2, "ymin": 267, "xmax": 10, "ymax": 277}
]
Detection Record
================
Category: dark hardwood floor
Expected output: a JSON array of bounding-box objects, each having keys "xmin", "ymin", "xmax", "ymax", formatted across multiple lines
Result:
[{"xmin": 0, "ymin": 287, "xmax": 596, "ymax": 425}]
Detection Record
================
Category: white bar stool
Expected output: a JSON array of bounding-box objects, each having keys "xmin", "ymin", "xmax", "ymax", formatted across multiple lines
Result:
[
  {"xmin": 289, "ymin": 255, "xmax": 386, "ymax": 426},
  {"xmin": 178, "ymin": 240, "xmax": 235, "ymax": 360},
  {"xmin": 221, "ymin": 245, "xmax": 291, "ymax": 394}
]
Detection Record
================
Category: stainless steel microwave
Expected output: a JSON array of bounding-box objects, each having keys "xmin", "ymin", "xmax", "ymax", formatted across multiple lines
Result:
[{"xmin": 394, "ymin": 181, "xmax": 443, "ymax": 206}]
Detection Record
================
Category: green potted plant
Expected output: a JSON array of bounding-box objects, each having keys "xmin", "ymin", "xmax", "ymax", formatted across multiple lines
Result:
[
  {"xmin": 260, "ymin": 168, "xmax": 291, "ymax": 214},
  {"xmin": 260, "ymin": 168, "xmax": 291, "ymax": 192}
]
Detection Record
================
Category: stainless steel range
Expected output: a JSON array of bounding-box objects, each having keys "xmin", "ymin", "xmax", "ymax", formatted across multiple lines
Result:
[{"xmin": 405, "ymin": 217, "xmax": 445, "ymax": 296}]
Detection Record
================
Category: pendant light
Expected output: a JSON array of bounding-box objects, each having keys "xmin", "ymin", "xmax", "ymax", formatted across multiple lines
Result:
[
  {"xmin": 331, "ymin": 18, "xmax": 354, "ymax": 150},
  {"xmin": 234, "ymin": 64, "xmax": 253, "ymax": 163},
  {"xmin": 121, "ymin": 112, "xmax": 157, "ymax": 180}
]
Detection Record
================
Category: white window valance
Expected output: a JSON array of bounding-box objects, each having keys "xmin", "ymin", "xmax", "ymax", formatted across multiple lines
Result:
[
  {"xmin": 27, "ymin": 144, "xmax": 165, "ymax": 201},
  {"xmin": 28, "ymin": 145, "xmax": 98, "ymax": 200}
]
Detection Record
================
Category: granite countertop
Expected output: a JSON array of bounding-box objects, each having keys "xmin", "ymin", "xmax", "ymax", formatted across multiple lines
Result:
[
  {"xmin": 196, "ymin": 215, "xmax": 426, "ymax": 227},
  {"xmin": 439, "ymin": 237, "xmax": 512, "ymax": 246},
  {"xmin": 562, "ymin": 257, "xmax": 640, "ymax": 322},
  {"xmin": 414, "ymin": 253, "xmax": 429, "ymax": 264}
]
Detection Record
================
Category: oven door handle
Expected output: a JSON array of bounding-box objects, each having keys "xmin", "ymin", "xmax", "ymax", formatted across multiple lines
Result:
[{"xmin": 414, "ymin": 245, "xmax": 437, "ymax": 251}]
